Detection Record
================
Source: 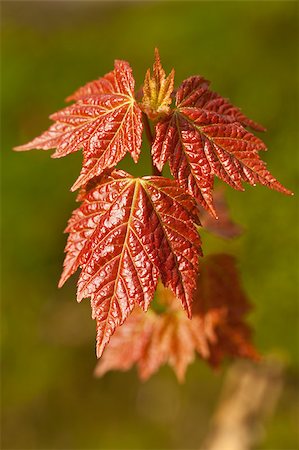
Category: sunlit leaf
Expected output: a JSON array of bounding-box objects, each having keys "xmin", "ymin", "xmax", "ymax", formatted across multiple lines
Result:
[
  {"xmin": 142, "ymin": 48, "xmax": 175, "ymax": 120},
  {"xmin": 152, "ymin": 76, "xmax": 292, "ymax": 216},
  {"xmin": 60, "ymin": 170, "xmax": 202, "ymax": 356},
  {"xmin": 14, "ymin": 60, "xmax": 143, "ymax": 191}
]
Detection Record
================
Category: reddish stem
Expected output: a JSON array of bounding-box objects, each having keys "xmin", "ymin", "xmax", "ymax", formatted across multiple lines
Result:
[{"xmin": 142, "ymin": 112, "xmax": 162, "ymax": 176}]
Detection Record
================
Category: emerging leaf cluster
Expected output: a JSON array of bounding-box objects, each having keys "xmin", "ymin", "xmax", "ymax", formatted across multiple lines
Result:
[{"xmin": 15, "ymin": 49, "xmax": 291, "ymax": 380}]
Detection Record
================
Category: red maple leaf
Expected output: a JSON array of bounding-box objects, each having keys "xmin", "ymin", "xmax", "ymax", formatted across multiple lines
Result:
[
  {"xmin": 14, "ymin": 60, "xmax": 143, "ymax": 191},
  {"xmin": 152, "ymin": 75, "xmax": 292, "ymax": 216},
  {"xmin": 14, "ymin": 50, "xmax": 291, "ymax": 378},
  {"xmin": 59, "ymin": 170, "xmax": 202, "ymax": 356},
  {"xmin": 199, "ymin": 188, "xmax": 243, "ymax": 239},
  {"xmin": 94, "ymin": 306, "xmax": 156, "ymax": 378},
  {"xmin": 95, "ymin": 254, "xmax": 259, "ymax": 381},
  {"xmin": 94, "ymin": 299, "xmax": 207, "ymax": 383},
  {"xmin": 193, "ymin": 254, "xmax": 259, "ymax": 366}
]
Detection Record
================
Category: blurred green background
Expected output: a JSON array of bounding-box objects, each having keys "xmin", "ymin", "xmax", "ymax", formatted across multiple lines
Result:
[{"xmin": 1, "ymin": 1, "xmax": 298, "ymax": 449}]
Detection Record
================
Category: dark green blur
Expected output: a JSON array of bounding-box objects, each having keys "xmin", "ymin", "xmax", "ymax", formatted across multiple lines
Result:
[{"xmin": 1, "ymin": 2, "xmax": 298, "ymax": 449}]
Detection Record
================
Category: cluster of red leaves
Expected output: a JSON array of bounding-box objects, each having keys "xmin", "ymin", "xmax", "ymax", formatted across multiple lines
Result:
[
  {"xmin": 95, "ymin": 254, "xmax": 259, "ymax": 382},
  {"xmin": 15, "ymin": 49, "xmax": 291, "ymax": 376}
]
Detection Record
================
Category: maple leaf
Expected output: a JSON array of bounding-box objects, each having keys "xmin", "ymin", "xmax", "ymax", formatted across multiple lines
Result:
[
  {"xmin": 95, "ymin": 254, "xmax": 258, "ymax": 382},
  {"xmin": 94, "ymin": 295, "xmax": 207, "ymax": 383},
  {"xmin": 199, "ymin": 188, "xmax": 243, "ymax": 239},
  {"xmin": 175, "ymin": 76, "xmax": 266, "ymax": 132},
  {"xmin": 14, "ymin": 60, "xmax": 143, "ymax": 191},
  {"xmin": 59, "ymin": 170, "xmax": 202, "ymax": 356},
  {"xmin": 152, "ymin": 75, "xmax": 292, "ymax": 216},
  {"xmin": 194, "ymin": 254, "xmax": 259, "ymax": 366},
  {"xmin": 94, "ymin": 307, "xmax": 156, "ymax": 378},
  {"xmin": 142, "ymin": 48, "xmax": 175, "ymax": 120}
]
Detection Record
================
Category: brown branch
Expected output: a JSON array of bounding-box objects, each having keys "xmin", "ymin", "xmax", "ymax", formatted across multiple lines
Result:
[{"xmin": 200, "ymin": 359, "xmax": 284, "ymax": 450}]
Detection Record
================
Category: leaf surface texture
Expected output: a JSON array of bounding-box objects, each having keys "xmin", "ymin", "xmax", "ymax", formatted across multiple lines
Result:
[
  {"xmin": 60, "ymin": 170, "xmax": 202, "ymax": 356},
  {"xmin": 15, "ymin": 61, "xmax": 143, "ymax": 191},
  {"xmin": 152, "ymin": 76, "xmax": 291, "ymax": 215}
]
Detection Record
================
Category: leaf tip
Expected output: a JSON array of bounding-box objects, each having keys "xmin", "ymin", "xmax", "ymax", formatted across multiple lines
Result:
[
  {"xmin": 269, "ymin": 179, "xmax": 294, "ymax": 196},
  {"xmin": 186, "ymin": 302, "xmax": 193, "ymax": 320},
  {"xmin": 96, "ymin": 346, "xmax": 104, "ymax": 359},
  {"xmin": 96, "ymin": 337, "xmax": 107, "ymax": 359},
  {"xmin": 154, "ymin": 46, "xmax": 160, "ymax": 60},
  {"xmin": 57, "ymin": 277, "xmax": 65, "ymax": 289},
  {"xmin": 142, "ymin": 48, "xmax": 174, "ymax": 120},
  {"xmin": 71, "ymin": 175, "xmax": 84, "ymax": 192},
  {"xmin": 76, "ymin": 288, "xmax": 84, "ymax": 303},
  {"xmin": 209, "ymin": 205, "xmax": 218, "ymax": 220},
  {"xmin": 65, "ymin": 94, "xmax": 74, "ymax": 103},
  {"xmin": 176, "ymin": 371, "xmax": 186, "ymax": 384},
  {"xmin": 283, "ymin": 188, "xmax": 294, "ymax": 196},
  {"xmin": 13, "ymin": 142, "xmax": 33, "ymax": 152}
]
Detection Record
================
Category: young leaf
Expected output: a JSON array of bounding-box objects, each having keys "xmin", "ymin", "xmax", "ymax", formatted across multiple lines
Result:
[
  {"xmin": 94, "ymin": 296, "xmax": 206, "ymax": 382},
  {"xmin": 142, "ymin": 48, "xmax": 175, "ymax": 120},
  {"xmin": 152, "ymin": 76, "xmax": 292, "ymax": 216},
  {"xmin": 59, "ymin": 170, "xmax": 202, "ymax": 356},
  {"xmin": 14, "ymin": 61, "xmax": 143, "ymax": 191},
  {"xmin": 95, "ymin": 254, "xmax": 259, "ymax": 382}
]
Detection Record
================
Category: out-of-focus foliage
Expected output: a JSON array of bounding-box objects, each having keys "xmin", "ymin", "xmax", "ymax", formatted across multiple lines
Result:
[
  {"xmin": 96, "ymin": 255, "xmax": 259, "ymax": 382},
  {"xmin": 1, "ymin": 2, "xmax": 298, "ymax": 449}
]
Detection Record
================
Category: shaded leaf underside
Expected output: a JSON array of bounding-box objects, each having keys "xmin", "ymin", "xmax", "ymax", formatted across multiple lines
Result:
[{"xmin": 199, "ymin": 188, "xmax": 243, "ymax": 239}]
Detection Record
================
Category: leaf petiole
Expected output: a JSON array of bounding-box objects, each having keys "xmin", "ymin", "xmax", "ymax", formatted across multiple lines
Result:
[{"xmin": 142, "ymin": 112, "xmax": 162, "ymax": 177}]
